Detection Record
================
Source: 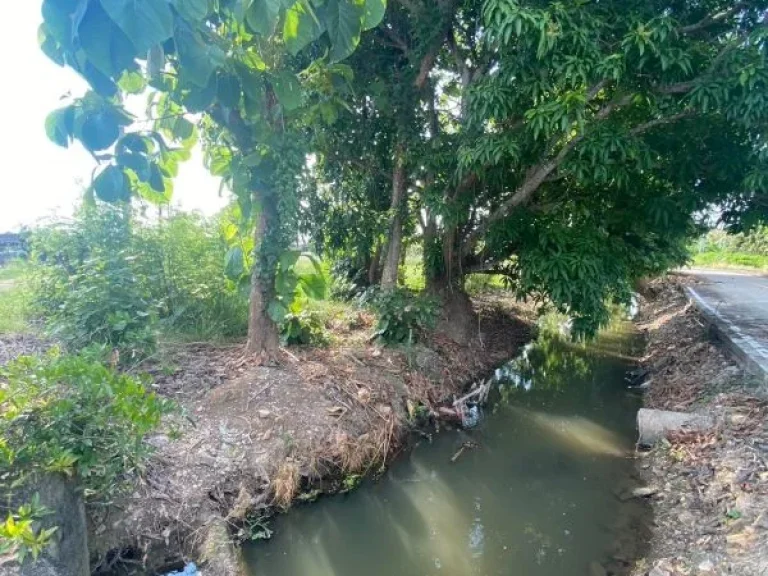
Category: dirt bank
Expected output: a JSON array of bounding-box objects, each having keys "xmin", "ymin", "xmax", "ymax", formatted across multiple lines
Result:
[
  {"xmin": 632, "ymin": 276, "xmax": 768, "ymax": 576},
  {"xmin": 67, "ymin": 295, "xmax": 533, "ymax": 573}
]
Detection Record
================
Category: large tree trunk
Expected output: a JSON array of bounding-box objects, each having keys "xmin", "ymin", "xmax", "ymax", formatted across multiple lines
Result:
[
  {"xmin": 424, "ymin": 222, "xmax": 478, "ymax": 345},
  {"xmin": 381, "ymin": 142, "xmax": 407, "ymax": 290},
  {"xmin": 246, "ymin": 196, "xmax": 280, "ymax": 361}
]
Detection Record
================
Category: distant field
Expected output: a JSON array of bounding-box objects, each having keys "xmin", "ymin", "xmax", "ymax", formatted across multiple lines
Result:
[
  {"xmin": 691, "ymin": 251, "xmax": 768, "ymax": 271},
  {"xmin": 0, "ymin": 260, "xmax": 32, "ymax": 333}
]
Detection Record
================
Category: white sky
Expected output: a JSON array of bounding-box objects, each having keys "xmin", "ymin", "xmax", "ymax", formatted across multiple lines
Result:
[{"xmin": 0, "ymin": 3, "xmax": 229, "ymax": 232}]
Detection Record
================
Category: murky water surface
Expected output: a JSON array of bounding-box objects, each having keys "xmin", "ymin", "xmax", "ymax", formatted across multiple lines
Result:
[{"xmin": 244, "ymin": 324, "xmax": 649, "ymax": 576}]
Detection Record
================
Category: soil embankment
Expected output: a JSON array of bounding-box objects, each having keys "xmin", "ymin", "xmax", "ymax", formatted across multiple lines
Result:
[
  {"xmin": 632, "ymin": 276, "xmax": 768, "ymax": 576},
  {"xmin": 3, "ymin": 296, "xmax": 531, "ymax": 574}
]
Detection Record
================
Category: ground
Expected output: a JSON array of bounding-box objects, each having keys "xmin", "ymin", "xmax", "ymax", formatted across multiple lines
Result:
[
  {"xmin": 632, "ymin": 275, "xmax": 768, "ymax": 576},
  {"xmin": 8, "ymin": 294, "xmax": 532, "ymax": 573}
]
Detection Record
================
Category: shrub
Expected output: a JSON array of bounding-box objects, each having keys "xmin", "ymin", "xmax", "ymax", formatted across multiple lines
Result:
[
  {"xmin": 369, "ymin": 288, "xmax": 438, "ymax": 345},
  {"xmin": 0, "ymin": 351, "xmax": 173, "ymax": 501},
  {"xmin": 280, "ymin": 310, "xmax": 328, "ymax": 346}
]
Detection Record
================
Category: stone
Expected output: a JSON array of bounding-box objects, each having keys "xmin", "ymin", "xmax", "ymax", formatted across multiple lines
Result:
[
  {"xmin": 0, "ymin": 475, "xmax": 89, "ymax": 576},
  {"xmin": 697, "ymin": 559, "xmax": 715, "ymax": 573},
  {"xmin": 631, "ymin": 486, "xmax": 659, "ymax": 498},
  {"xmin": 257, "ymin": 410, "xmax": 271, "ymax": 419},
  {"xmin": 649, "ymin": 567, "xmax": 671, "ymax": 576},
  {"xmin": 588, "ymin": 561, "xmax": 607, "ymax": 576},
  {"xmin": 637, "ymin": 408, "xmax": 715, "ymax": 446}
]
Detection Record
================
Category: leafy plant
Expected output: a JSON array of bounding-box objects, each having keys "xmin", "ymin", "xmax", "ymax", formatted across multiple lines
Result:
[
  {"xmin": 370, "ymin": 289, "xmax": 438, "ymax": 345},
  {"xmin": 0, "ymin": 497, "xmax": 57, "ymax": 563},
  {"xmin": 280, "ymin": 310, "xmax": 328, "ymax": 346},
  {"xmin": 0, "ymin": 351, "xmax": 173, "ymax": 501}
]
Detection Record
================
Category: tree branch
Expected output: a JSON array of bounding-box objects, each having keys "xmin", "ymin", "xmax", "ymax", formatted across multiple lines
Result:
[
  {"xmin": 680, "ymin": 3, "xmax": 747, "ymax": 34},
  {"xmin": 629, "ymin": 110, "xmax": 694, "ymax": 136},
  {"xmin": 460, "ymin": 93, "xmax": 633, "ymax": 256}
]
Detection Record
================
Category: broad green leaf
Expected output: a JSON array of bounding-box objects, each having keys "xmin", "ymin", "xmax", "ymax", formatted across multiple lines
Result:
[
  {"xmin": 283, "ymin": 0, "xmax": 324, "ymax": 56},
  {"xmin": 148, "ymin": 163, "xmax": 166, "ymax": 192},
  {"xmin": 172, "ymin": 117, "xmax": 196, "ymax": 140},
  {"xmin": 175, "ymin": 24, "xmax": 224, "ymax": 87},
  {"xmin": 183, "ymin": 74, "xmax": 218, "ymax": 112},
  {"xmin": 45, "ymin": 107, "xmax": 74, "ymax": 148},
  {"xmin": 225, "ymin": 246, "xmax": 245, "ymax": 279},
  {"xmin": 39, "ymin": 24, "xmax": 66, "ymax": 66},
  {"xmin": 116, "ymin": 133, "xmax": 149, "ymax": 154},
  {"xmin": 323, "ymin": 0, "xmax": 364, "ymax": 62},
  {"xmin": 361, "ymin": 0, "xmax": 385, "ymax": 31},
  {"xmin": 172, "ymin": 0, "xmax": 209, "ymax": 21},
  {"xmin": 118, "ymin": 70, "xmax": 147, "ymax": 94},
  {"xmin": 93, "ymin": 165, "xmax": 130, "ymax": 202},
  {"xmin": 271, "ymin": 71, "xmax": 302, "ymax": 110},
  {"xmin": 76, "ymin": 110, "xmax": 120, "ymax": 152},
  {"xmin": 78, "ymin": 1, "xmax": 137, "ymax": 78},
  {"xmin": 246, "ymin": 0, "xmax": 282, "ymax": 36},
  {"xmin": 267, "ymin": 300, "xmax": 289, "ymax": 323},
  {"xmin": 42, "ymin": 0, "xmax": 79, "ymax": 50},
  {"xmin": 217, "ymin": 74, "xmax": 242, "ymax": 108},
  {"xmin": 99, "ymin": 0, "xmax": 174, "ymax": 54},
  {"xmin": 117, "ymin": 150, "xmax": 151, "ymax": 181}
]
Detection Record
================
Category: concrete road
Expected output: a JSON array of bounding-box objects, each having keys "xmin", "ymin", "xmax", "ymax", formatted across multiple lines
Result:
[{"xmin": 684, "ymin": 270, "xmax": 768, "ymax": 380}]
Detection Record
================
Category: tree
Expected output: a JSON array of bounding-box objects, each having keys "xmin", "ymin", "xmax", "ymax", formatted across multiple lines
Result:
[
  {"xmin": 307, "ymin": 0, "xmax": 768, "ymax": 338},
  {"xmin": 39, "ymin": 0, "xmax": 385, "ymax": 359}
]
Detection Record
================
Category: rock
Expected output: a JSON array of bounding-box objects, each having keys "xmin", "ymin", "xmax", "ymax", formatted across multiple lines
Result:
[
  {"xmin": 631, "ymin": 486, "xmax": 659, "ymax": 498},
  {"xmin": 637, "ymin": 408, "xmax": 715, "ymax": 446},
  {"xmin": 649, "ymin": 568, "xmax": 671, "ymax": 576},
  {"xmin": 257, "ymin": 409, "xmax": 271, "ymax": 419},
  {"xmin": 588, "ymin": 561, "xmax": 607, "ymax": 576},
  {"xmin": 697, "ymin": 559, "xmax": 715, "ymax": 573}
]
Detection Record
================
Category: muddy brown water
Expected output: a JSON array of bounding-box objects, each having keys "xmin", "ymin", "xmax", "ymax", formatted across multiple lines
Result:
[{"xmin": 243, "ymin": 324, "xmax": 650, "ymax": 576}]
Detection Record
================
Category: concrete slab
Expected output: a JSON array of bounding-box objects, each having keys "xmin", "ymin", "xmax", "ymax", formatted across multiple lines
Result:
[{"xmin": 683, "ymin": 271, "xmax": 768, "ymax": 381}]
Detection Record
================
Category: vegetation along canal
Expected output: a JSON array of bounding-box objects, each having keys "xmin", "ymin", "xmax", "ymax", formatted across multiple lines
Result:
[{"xmin": 243, "ymin": 322, "xmax": 651, "ymax": 576}]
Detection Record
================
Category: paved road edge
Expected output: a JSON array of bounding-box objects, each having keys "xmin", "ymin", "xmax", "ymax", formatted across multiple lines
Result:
[{"xmin": 685, "ymin": 286, "xmax": 768, "ymax": 383}]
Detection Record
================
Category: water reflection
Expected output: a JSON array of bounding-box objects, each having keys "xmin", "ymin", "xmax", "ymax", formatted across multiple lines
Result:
[{"xmin": 244, "ymin": 323, "xmax": 648, "ymax": 576}]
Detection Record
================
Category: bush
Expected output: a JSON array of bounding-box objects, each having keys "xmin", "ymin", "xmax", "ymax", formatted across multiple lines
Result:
[
  {"xmin": 280, "ymin": 310, "xmax": 328, "ymax": 346},
  {"xmin": 0, "ymin": 351, "xmax": 173, "ymax": 500},
  {"xmin": 29, "ymin": 205, "xmax": 158, "ymax": 359},
  {"xmin": 27, "ymin": 204, "xmax": 249, "ymax": 357},
  {"xmin": 369, "ymin": 288, "xmax": 438, "ymax": 345}
]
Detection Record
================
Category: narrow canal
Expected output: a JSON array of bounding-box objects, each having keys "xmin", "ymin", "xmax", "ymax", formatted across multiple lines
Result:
[{"xmin": 244, "ymin": 322, "xmax": 650, "ymax": 575}]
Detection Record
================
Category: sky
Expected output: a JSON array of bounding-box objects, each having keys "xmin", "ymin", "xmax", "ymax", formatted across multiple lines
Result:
[{"xmin": 0, "ymin": 3, "xmax": 229, "ymax": 232}]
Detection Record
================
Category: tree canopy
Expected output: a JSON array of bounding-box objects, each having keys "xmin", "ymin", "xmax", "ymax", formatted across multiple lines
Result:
[{"xmin": 40, "ymin": 0, "xmax": 768, "ymax": 342}]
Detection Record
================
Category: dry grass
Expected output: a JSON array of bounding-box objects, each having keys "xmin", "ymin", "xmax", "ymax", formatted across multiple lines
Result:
[{"xmin": 272, "ymin": 461, "xmax": 300, "ymax": 509}]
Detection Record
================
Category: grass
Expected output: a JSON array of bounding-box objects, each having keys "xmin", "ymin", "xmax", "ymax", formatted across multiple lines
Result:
[
  {"xmin": 0, "ymin": 282, "xmax": 32, "ymax": 334},
  {"xmin": 690, "ymin": 251, "xmax": 768, "ymax": 271},
  {"xmin": 0, "ymin": 259, "xmax": 30, "ymax": 282}
]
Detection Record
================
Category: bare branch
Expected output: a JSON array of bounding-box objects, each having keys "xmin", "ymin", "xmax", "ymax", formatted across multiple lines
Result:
[
  {"xmin": 629, "ymin": 110, "xmax": 695, "ymax": 136},
  {"xmin": 680, "ymin": 2, "xmax": 747, "ymax": 34}
]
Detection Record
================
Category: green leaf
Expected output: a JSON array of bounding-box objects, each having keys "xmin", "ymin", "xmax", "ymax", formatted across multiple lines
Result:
[
  {"xmin": 116, "ymin": 133, "xmax": 149, "ymax": 154},
  {"xmin": 45, "ymin": 107, "xmax": 74, "ymax": 148},
  {"xmin": 171, "ymin": 117, "xmax": 195, "ymax": 140},
  {"xmin": 78, "ymin": 1, "xmax": 137, "ymax": 78},
  {"xmin": 93, "ymin": 165, "xmax": 130, "ymax": 202},
  {"xmin": 175, "ymin": 23, "xmax": 224, "ymax": 87},
  {"xmin": 323, "ymin": 0, "xmax": 364, "ymax": 62},
  {"xmin": 361, "ymin": 0, "xmax": 385, "ymax": 31},
  {"xmin": 42, "ymin": 0, "xmax": 79, "ymax": 51},
  {"xmin": 118, "ymin": 70, "xmax": 147, "ymax": 94},
  {"xmin": 148, "ymin": 163, "xmax": 166, "ymax": 192},
  {"xmin": 271, "ymin": 71, "xmax": 302, "ymax": 110},
  {"xmin": 172, "ymin": 0, "xmax": 209, "ymax": 21},
  {"xmin": 39, "ymin": 24, "xmax": 66, "ymax": 66},
  {"xmin": 246, "ymin": 0, "xmax": 283, "ymax": 36},
  {"xmin": 182, "ymin": 74, "xmax": 218, "ymax": 112},
  {"xmin": 77, "ymin": 110, "xmax": 120, "ymax": 152},
  {"xmin": 217, "ymin": 74, "xmax": 242, "ymax": 108},
  {"xmin": 117, "ymin": 150, "xmax": 151, "ymax": 181},
  {"xmin": 268, "ymin": 300, "xmax": 289, "ymax": 323},
  {"xmin": 225, "ymin": 246, "xmax": 245, "ymax": 279},
  {"xmin": 100, "ymin": 0, "xmax": 174, "ymax": 54},
  {"xmin": 283, "ymin": 0, "xmax": 324, "ymax": 56}
]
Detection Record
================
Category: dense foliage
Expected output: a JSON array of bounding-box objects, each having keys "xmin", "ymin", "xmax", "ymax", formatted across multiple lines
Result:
[
  {"xmin": 38, "ymin": 0, "xmax": 768, "ymax": 340},
  {"xmin": 0, "ymin": 351, "xmax": 171, "ymax": 557},
  {"xmin": 29, "ymin": 205, "xmax": 249, "ymax": 357}
]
